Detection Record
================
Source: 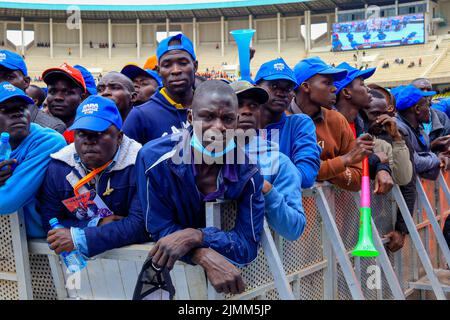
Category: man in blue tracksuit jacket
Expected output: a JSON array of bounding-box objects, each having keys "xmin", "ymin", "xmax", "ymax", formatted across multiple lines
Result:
[
  {"xmin": 255, "ymin": 58, "xmax": 321, "ymax": 188},
  {"xmin": 230, "ymin": 80, "xmax": 306, "ymax": 241},
  {"xmin": 122, "ymin": 33, "xmax": 197, "ymax": 145},
  {"xmin": 136, "ymin": 80, "xmax": 265, "ymax": 295},
  {"xmin": 0, "ymin": 83, "xmax": 66, "ymax": 238},
  {"xmin": 40, "ymin": 96, "xmax": 149, "ymax": 257}
]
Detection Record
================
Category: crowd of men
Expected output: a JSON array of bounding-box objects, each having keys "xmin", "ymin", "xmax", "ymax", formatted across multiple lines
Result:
[{"xmin": 0, "ymin": 32, "xmax": 449, "ymax": 295}]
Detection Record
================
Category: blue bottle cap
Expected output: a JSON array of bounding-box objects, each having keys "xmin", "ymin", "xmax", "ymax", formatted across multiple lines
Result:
[
  {"xmin": 49, "ymin": 217, "xmax": 59, "ymax": 227},
  {"xmin": 0, "ymin": 132, "xmax": 9, "ymax": 143}
]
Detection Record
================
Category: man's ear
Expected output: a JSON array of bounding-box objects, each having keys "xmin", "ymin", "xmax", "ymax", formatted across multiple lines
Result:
[
  {"xmin": 187, "ymin": 109, "xmax": 193, "ymax": 125},
  {"xmin": 341, "ymin": 87, "xmax": 352, "ymax": 100},
  {"xmin": 23, "ymin": 76, "xmax": 31, "ymax": 90},
  {"xmin": 193, "ymin": 60, "xmax": 199, "ymax": 73},
  {"xmin": 81, "ymin": 92, "xmax": 89, "ymax": 102},
  {"xmin": 117, "ymin": 130, "xmax": 124, "ymax": 146},
  {"xmin": 300, "ymin": 82, "xmax": 310, "ymax": 94},
  {"xmin": 130, "ymin": 91, "xmax": 138, "ymax": 104}
]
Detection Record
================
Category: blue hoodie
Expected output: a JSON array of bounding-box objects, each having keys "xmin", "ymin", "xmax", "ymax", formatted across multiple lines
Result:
[
  {"xmin": 265, "ymin": 113, "xmax": 321, "ymax": 189},
  {"xmin": 0, "ymin": 123, "xmax": 66, "ymax": 238},
  {"xmin": 136, "ymin": 128, "xmax": 265, "ymax": 265},
  {"xmin": 122, "ymin": 89, "xmax": 190, "ymax": 145},
  {"xmin": 246, "ymin": 136, "xmax": 305, "ymax": 241}
]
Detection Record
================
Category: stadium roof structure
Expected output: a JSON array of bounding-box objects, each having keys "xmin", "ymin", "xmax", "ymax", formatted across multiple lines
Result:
[{"xmin": 0, "ymin": 0, "xmax": 417, "ymax": 22}]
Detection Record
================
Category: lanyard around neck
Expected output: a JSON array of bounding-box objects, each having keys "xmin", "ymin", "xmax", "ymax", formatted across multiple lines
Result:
[{"xmin": 73, "ymin": 160, "xmax": 112, "ymax": 196}]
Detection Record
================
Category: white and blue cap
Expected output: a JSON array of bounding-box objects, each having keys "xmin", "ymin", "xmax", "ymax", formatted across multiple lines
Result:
[
  {"xmin": 334, "ymin": 62, "xmax": 376, "ymax": 94},
  {"xmin": 0, "ymin": 81, "xmax": 33, "ymax": 105},
  {"xmin": 294, "ymin": 56, "xmax": 347, "ymax": 85},
  {"xmin": 0, "ymin": 50, "xmax": 28, "ymax": 76},
  {"xmin": 69, "ymin": 95, "xmax": 123, "ymax": 132},
  {"xmin": 254, "ymin": 57, "xmax": 298, "ymax": 86}
]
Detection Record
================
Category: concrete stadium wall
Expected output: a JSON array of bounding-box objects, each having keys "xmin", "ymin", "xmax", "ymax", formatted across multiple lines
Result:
[
  {"xmin": 255, "ymin": 19, "xmax": 277, "ymax": 41},
  {"xmin": 84, "ymin": 23, "xmax": 108, "ymax": 44},
  {"xmin": 53, "ymin": 23, "xmax": 78, "ymax": 45},
  {"xmin": 439, "ymin": 0, "xmax": 450, "ymax": 19},
  {"xmin": 112, "ymin": 24, "xmax": 137, "ymax": 45},
  {"xmin": 199, "ymin": 21, "xmax": 221, "ymax": 43}
]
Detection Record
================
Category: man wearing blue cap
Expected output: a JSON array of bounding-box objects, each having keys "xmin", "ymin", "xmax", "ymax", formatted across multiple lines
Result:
[
  {"xmin": 0, "ymin": 82, "xmax": 66, "ymax": 238},
  {"xmin": 393, "ymin": 84, "xmax": 449, "ymax": 178},
  {"xmin": 411, "ymin": 78, "xmax": 450, "ymax": 154},
  {"xmin": 123, "ymin": 33, "xmax": 197, "ymax": 145},
  {"xmin": 0, "ymin": 49, "xmax": 66, "ymax": 134},
  {"xmin": 255, "ymin": 57, "xmax": 321, "ymax": 189},
  {"xmin": 97, "ymin": 71, "xmax": 137, "ymax": 121},
  {"xmin": 290, "ymin": 56, "xmax": 372, "ymax": 191},
  {"xmin": 121, "ymin": 64, "xmax": 162, "ymax": 106},
  {"xmin": 40, "ymin": 95, "xmax": 149, "ymax": 257},
  {"xmin": 334, "ymin": 62, "xmax": 396, "ymax": 195}
]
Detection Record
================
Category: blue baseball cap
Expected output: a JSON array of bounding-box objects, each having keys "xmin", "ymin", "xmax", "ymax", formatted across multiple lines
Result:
[
  {"xmin": 74, "ymin": 65, "xmax": 97, "ymax": 95},
  {"xmin": 254, "ymin": 58, "xmax": 298, "ymax": 86},
  {"xmin": 69, "ymin": 95, "xmax": 123, "ymax": 132},
  {"xmin": 0, "ymin": 50, "xmax": 28, "ymax": 76},
  {"xmin": 293, "ymin": 56, "xmax": 347, "ymax": 85},
  {"xmin": 120, "ymin": 64, "xmax": 162, "ymax": 87},
  {"xmin": 0, "ymin": 81, "xmax": 33, "ymax": 105},
  {"xmin": 334, "ymin": 62, "xmax": 376, "ymax": 94},
  {"xmin": 156, "ymin": 33, "xmax": 196, "ymax": 62},
  {"xmin": 391, "ymin": 84, "xmax": 436, "ymax": 111}
]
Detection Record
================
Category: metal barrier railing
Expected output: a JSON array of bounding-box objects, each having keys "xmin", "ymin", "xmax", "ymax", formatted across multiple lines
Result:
[{"xmin": 0, "ymin": 173, "xmax": 449, "ymax": 300}]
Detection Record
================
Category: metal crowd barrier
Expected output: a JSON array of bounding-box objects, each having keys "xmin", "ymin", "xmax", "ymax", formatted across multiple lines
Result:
[{"xmin": 0, "ymin": 173, "xmax": 449, "ymax": 300}]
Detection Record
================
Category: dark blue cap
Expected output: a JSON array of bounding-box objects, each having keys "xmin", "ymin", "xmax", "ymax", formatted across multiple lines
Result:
[
  {"xmin": 156, "ymin": 33, "xmax": 196, "ymax": 62},
  {"xmin": 254, "ymin": 58, "xmax": 297, "ymax": 86},
  {"xmin": 69, "ymin": 95, "xmax": 123, "ymax": 132},
  {"xmin": 0, "ymin": 50, "xmax": 27, "ymax": 76},
  {"xmin": 391, "ymin": 84, "xmax": 436, "ymax": 111},
  {"xmin": 294, "ymin": 56, "xmax": 347, "ymax": 85},
  {"xmin": 74, "ymin": 65, "xmax": 97, "ymax": 95},
  {"xmin": 120, "ymin": 64, "xmax": 162, "ymax": 87},
  {"xmin": 0, "ymin": 81, "xmax": 33, "ymax": 105},
  {"xmin": 334, "ymin": 62, "xmax": 376, "ymax": 94}
]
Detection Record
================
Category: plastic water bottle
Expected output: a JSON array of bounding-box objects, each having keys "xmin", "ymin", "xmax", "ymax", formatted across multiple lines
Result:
[
  {"xmin": 0, "ymin": 132, "xmax": 11, "ymax": 171},
  {"xmin": 49, "ymin": 218, "xmax": 87, "ymax": 273}
]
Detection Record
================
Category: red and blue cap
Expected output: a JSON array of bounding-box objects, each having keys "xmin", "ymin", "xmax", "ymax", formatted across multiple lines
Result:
[
  {"xmin": 334, "ymin": 62, "xmax": 376, "ymax": 94},
  {"xmin": 254, "ymin": 58, "xmax": 297, "ymax": 86},
  {"xmin": 69, "ymin": 95, "xmax": 122, "ymax": 132},
  {"xmin": 0, "ymin": 50, "xmax": 28, "ymax": 76},
  {"xmin": 391, "ymin": 84, "xmax": 436, "ymax": 111},
  {"xmin": 120, "ymin": 64, "xmax": 162, "ymax": 87},
  {"xmin": 0, "ymin": 81, "xmax": 33, "ymax": 105},
  {"xmin": 156, "ymin": 33, "xmax": 196, "ymax": 62},
  {"xmin": 294, "ymin": 56, "xmax": 347, "ymax": 85}
]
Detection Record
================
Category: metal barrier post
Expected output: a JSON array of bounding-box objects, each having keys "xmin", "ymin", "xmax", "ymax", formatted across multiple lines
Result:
[
  {"xmin": 315, "ymin": 187, "xmax": 365, "ymax": 300},
  {"xmin": 205, "ymin": 202, "xmax": 224, "ymax": 300},
  {"xmin": 416, "ymin": 177, "xmax": 450, "ymax": 266},
  {"xmin": 391, "ymin": 185, "xmax": 446, "ymax": 299},
  {"xmin": 8, "ymin": 209, "xmax": 33, "ymax": 300}
]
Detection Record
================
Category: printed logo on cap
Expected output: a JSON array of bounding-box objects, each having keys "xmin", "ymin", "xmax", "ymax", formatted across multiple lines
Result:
[
  {"xmin": 273, "ymin": 63, "xmax": 285, "ymax": 71},
  {"xmin": 3, "ymin": 83, "xmax": 16, "ymax": 92},
  {"xmin": 60, "ymin": 63, "xmax": 73, "ymax": 74},
  {"xmin": 82, "ymin": 103, "xmax": 99, "ymax": 115},
  {"xmin": 0, "ymin": 53, "xmax": 5, "ymax": 61}
]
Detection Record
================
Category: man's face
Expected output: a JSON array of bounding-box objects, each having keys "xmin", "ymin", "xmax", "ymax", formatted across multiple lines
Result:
[
  {"xmin": 237, "ymin": 96, "xmax": 260, "ymax": 131},
  {"xmin": 258, "ymin": 80, "xmax": 295, "ymax": 114},
  {"xmin": 74, "ymin": 125, "xmax": 123, "ymax": 170},
  {"xmin": 365, "ymin": 97, "xmax": 389, "ymax": 136},
  {"xmin": 0, "ymin": 66, "xmax": 30, "ymax": 91},
  {"xmin": 97, "ymin": 73, "xmax": 135, "ymax": 117},
  {"xmin": 158, "ymin": 50, "xmax": 197, "ymax": 96},
  {"xmin": 46, "ymin": 78, "xmax": 83, "ymax": 125},
  {"xmin": 304, "ymin": 74, "xmax": 337, "ymax": 109},
  {"xmin": 346, "ymin": 77, "xmax": 373, "ymax": 109},
  {"xmin": 133, "ymin": 74, "xmax": 158, "ymax": 105},
  {"xmin": 415, "ymin": 97, "xmax": 431, "ymax": 124},
  {"xmin": 191, "ymin": 93, "xmax": 237, "ymax": 151},
  {"xmin": 0, "ymin": 99, "xmax": 31, "ymax": 148},
  {"xmin": 413, "ymin": 79, "xmax": 433, "ymax": 104}
]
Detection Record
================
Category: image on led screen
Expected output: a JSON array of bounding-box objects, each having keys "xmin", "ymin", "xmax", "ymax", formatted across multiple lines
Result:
[{"xmin": 331, "ymin": 13, "xmax": 425, "ymax": 52}]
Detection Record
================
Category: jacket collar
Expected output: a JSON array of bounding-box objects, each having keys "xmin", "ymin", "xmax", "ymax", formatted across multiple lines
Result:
[
  {"xmin": 430, "ymin": 108, "xmax": 444, "ymax": 133},
  {"xmin": 50, "ymin": 135, "xmax": 142, "ymax": 173}
]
